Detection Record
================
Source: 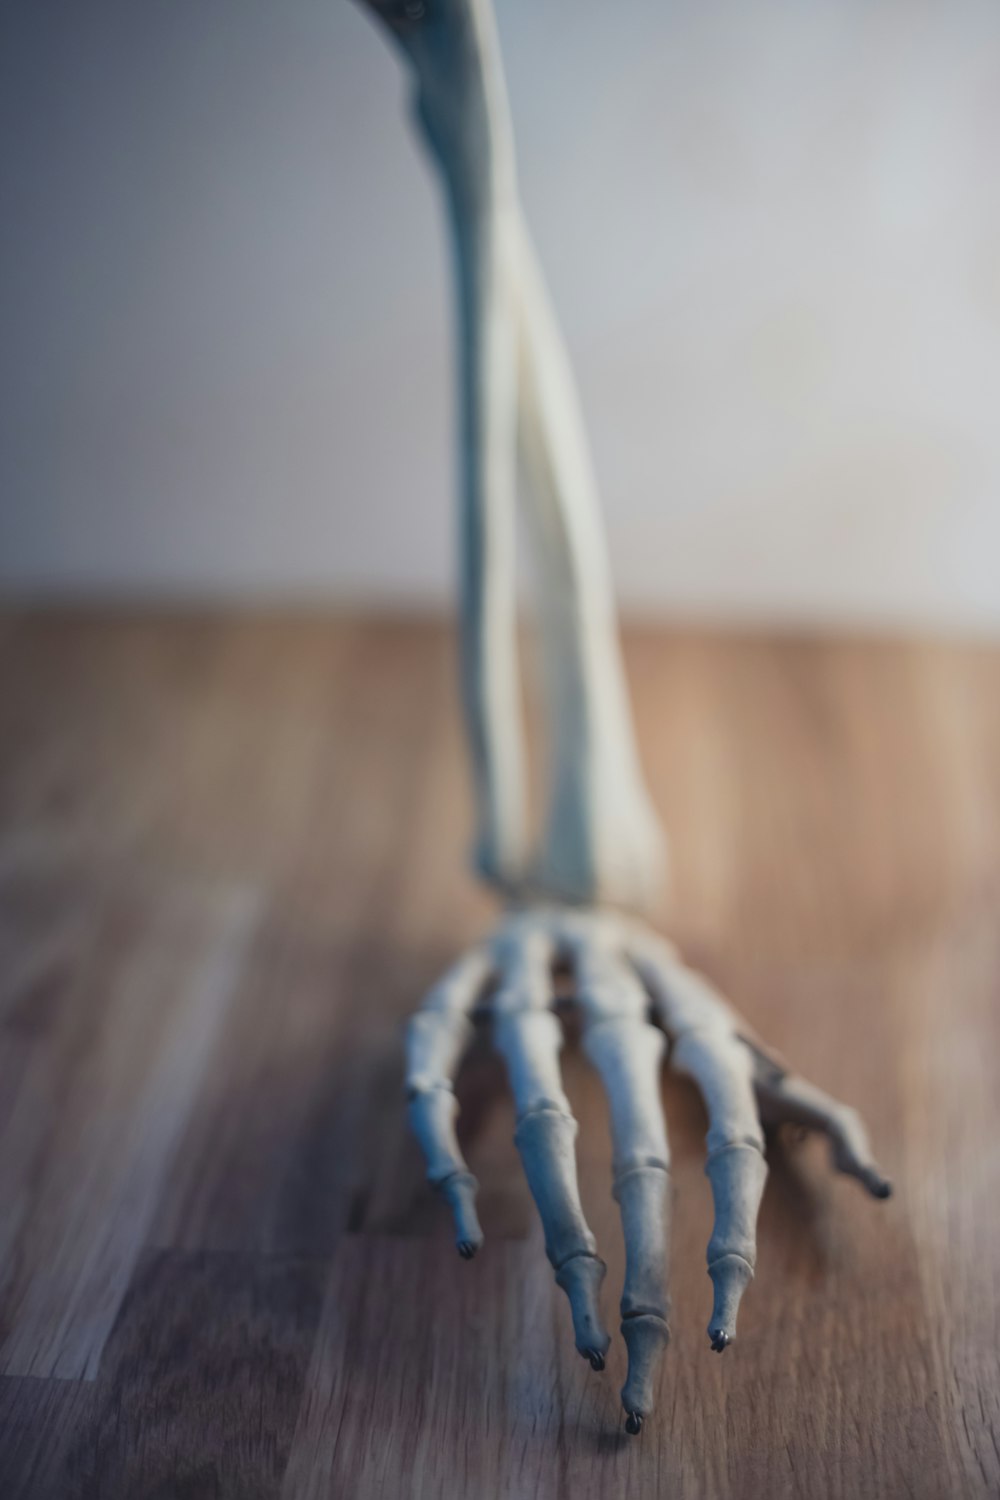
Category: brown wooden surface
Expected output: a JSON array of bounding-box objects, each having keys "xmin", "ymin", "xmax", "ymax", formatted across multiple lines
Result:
[{"xmin": 0, "ymin": 610, "xmax": 997, "ymax": 1499}]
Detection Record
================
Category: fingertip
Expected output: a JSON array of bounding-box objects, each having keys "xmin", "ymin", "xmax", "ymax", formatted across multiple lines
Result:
[
  {"xmin": 439, "ymin": 1171, "xmax": 483, "ymax": 1255},
  {"xmin": 620, "ymin": 1312, "xmax": 669, "ymax": 1430},
  {"xmin": 849, "ymin": 1160, "xmax": 892, "ymax": 1199},
  {"xmin": 707, "ymin": 1252, "xmax": 753, "ymax": 1351},
  {"xmin": 557, "ymin": 1253, "xmax": 611, "ymax": 1370}
]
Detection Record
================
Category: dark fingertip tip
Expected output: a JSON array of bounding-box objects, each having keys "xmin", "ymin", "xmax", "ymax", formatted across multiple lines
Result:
[
  {"xmin": 625, "ymin": 1412, "xmax": 643, "ymax": 1436},
  {"xmin": 875, "ymin": 1179, "xmax": 893, "ymax": 1200},
  {"xmin": 709, "ymin": 1330, "xmax": 730, "ymax": 1353},
  {"xmin": 586, "ymin": 1350, "xmax": 606, "ymax": 1372},
  {"xmin": 457, "ymin": 1241, "xmax": 478, "ymax": 1259}
]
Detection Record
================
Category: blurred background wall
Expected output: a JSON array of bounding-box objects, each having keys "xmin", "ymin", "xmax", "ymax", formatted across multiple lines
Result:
[{"xmin": 2, "ymin": 0, "xmax": 998, "ymax": 630}]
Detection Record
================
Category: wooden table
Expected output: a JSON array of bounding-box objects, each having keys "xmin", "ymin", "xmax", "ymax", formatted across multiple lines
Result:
[{"xmin": 0, "ymin": 611, "xmax": 996, "ymax": 1499}]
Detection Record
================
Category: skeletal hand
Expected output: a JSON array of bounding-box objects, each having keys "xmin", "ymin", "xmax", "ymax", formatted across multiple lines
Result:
[{"xmin": 406, "ymin": 906, "xmax": 891, "ymax": 1435}]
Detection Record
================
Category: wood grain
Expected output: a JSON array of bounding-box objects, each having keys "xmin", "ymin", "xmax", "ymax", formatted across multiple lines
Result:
[{"xmin": 0, "ymin": 610, "xmax": 997, "ymax": 1498}]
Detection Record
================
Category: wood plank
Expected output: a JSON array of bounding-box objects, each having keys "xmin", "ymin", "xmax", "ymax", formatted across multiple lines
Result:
[
  {"xmin": 0, "ymin": 852, "xmax": 258, "ymax": 1378},
  {"xmin": 0, "ymin": 613, "xmax": 996, "ymax": 1496},
  {"xmin": 149, "ymin": 925, "xmax": 426, "ymax": 1255},
  {"xmin": 0, "ymin": 1374, "xmax": 95, "ymax": 1499},
  {"xmin": 0, "ymin": 1251, "xmax": 326, "ymax": 1500},
  {"xmin": 73, "ymin": 1249, "xmax": 325, "ymax": 1500}
]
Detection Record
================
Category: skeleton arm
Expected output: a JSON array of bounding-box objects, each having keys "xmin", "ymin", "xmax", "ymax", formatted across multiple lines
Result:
[{"xmin": 357, "ymin": 0, "xmax": 891, "ymax": 1437}]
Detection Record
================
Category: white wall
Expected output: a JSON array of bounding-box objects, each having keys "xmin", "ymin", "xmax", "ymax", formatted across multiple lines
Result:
[{"xmin": 2, "ymin": 0, "xmax": 999, "ymax": 630}]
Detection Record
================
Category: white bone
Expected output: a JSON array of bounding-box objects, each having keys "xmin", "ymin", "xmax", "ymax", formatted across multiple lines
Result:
[
  {"xmin": 361, "ymin": 0, "xmax": 664, "ymax": 908},
  {"xmin": 670, "ymin": 1027, "xmax": 767, "ymax": 1351},
  {"xmin": 626, "ymin": 933, "xmax": 768, "ymax": 1347},
  {"xmin": 512, "ymin": 215, "xmax": 666, "ymax": 909},
  {"xmin": 491, "ymin": 920, "xmax": 610, "ymax": 1367},
  {"xmin": 748, "ymin": 1045, "xmax": 892, "ymax": 1199},
  {"xmin": 365, "ymin": 0, "xmax": 527, "ymax": 890},
  {"xmin": 406, "ymin": 945, "xmax": 494, "ymax": 1257},
  {"xmin": 571, "ymin": 935, "xmax": 671, "ymax": 1432}
]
